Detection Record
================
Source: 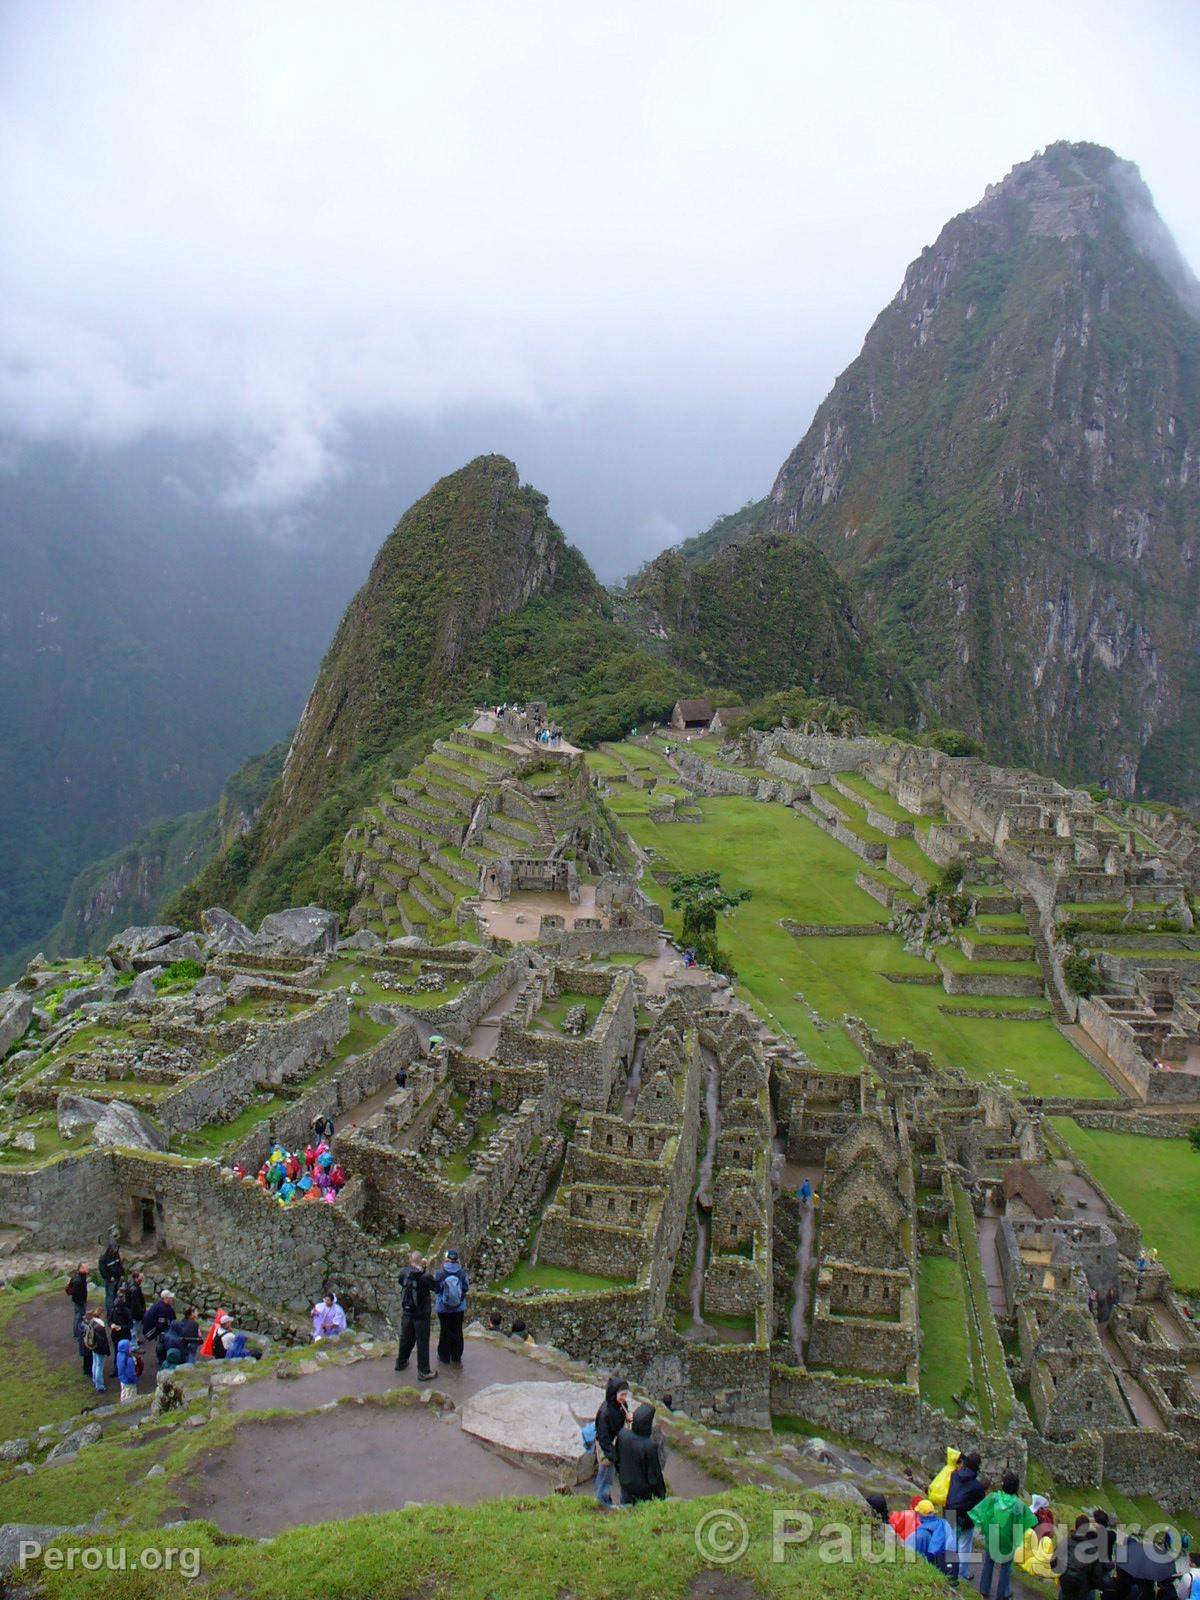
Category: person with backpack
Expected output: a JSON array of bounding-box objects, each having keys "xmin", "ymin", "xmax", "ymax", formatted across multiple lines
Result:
[
  {"xmin": 115, "ymin": 1330, "xmax": 140, "ymax": 1403},
  {"xmin": 66, "ymin": 1264, "xmax": 90, "ymax": 1340},
  {"xmin": 593, "ymin": 1376, "xmax": 631, "ymax": 1509},
  {"xmin": 613, "ymin": 1402, "xmax": 667, "ymax": 1506},
  {"xmin": 82, "ymin": 1312, "xmax": 110, "ymax": 1394},
  {"xmin": 395, "ymin": 1252, "xmax": 437, "ymax": 1380},
  {"xmin": 1058, "ymin": 1515, "xmax": 1106, "ymax": 1600},
  {"xmin": 98, "ymin": 1241, "xmax": 123, "ymax": 1318},
  {"xmin": 142, "ymin": 1289, "xmax": 176, "ymax": 1356},
  {"xmin": 970, "ymin": 1470, "xmax": 1037, "ymax": 1600},
  {"xmin": 434, "ymin": 1249, "xmax": 469, "ymax": 1368}
]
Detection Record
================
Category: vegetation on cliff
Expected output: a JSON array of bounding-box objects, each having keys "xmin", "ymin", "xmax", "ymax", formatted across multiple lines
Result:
[
  {"xmin": 757, "ymin": 141, "xmax": 1200, "ymax": 801},
  {"xmin": 626, "ymin": 533, "xmax": 915, "ymax": 722}
]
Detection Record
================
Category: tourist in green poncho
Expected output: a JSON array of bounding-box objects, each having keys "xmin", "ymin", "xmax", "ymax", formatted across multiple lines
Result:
[{"xmin": 969, "ymin": 1471, "xmax": 1037, "ymax": 1600}]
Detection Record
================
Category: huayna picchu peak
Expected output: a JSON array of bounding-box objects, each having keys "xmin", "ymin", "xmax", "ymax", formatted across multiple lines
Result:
[{"xmin": 682, "ymin": 142, "xmax": 1200, "ymax": 805}]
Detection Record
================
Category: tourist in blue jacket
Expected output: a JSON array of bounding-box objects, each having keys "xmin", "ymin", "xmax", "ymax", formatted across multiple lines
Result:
[
  {"xmin": 115, "ymin": 1333, "xmax": 138, "ymax": 1404},
  {"xmin": 906, "ymin": 1500, "xmax": 951, "ymax": 1572}
]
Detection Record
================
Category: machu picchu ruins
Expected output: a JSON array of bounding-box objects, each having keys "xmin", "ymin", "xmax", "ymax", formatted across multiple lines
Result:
[
  {"xmin": 3, "ymin": 707, "xmax": 1197, "ymax": 1543},
  {"xmin": 6, "ymin": 55, "xmax": 1200, "ymax": 1591}
]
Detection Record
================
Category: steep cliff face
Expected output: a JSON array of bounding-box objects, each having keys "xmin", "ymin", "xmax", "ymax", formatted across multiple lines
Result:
[
  {"xmin": 46, "ymin": 744, "xmax": 285, "ymax": 959},
  {"xmin": 627, "ymin": 533, "xmax": 915, "ymax": 720},
  {"xmin": 265, "ymin": 455, "xmax": 602, "ymax": 853},
  {"xmin": 763, "ymin": 141, "xmax": 1200, "ymax": 800}
]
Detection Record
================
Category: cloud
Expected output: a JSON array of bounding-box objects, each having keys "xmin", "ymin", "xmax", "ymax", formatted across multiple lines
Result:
[{"xmin": 1, "ymin": 0, "xmax": 1198, "ymax": 525}]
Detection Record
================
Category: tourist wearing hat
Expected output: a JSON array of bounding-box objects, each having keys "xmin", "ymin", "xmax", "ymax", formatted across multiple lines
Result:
[{"xmin": 434, "ymin": 1248, "xmax": 469, "ymax": 1368}]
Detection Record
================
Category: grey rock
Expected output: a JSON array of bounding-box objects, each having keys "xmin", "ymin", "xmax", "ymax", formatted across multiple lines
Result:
[
  {"xmin": 91, "ymin": 1100, "xmax": 168, "ymax": 1153},
  {"xmin": 0, "ymin": 991, "xmax": 33, "ymax": 1055},
  {"xmin": 0, "ymin": 1438, "xmax": 30, "ymax": 1463},
  {"xmin": 11, "ymin": 1131, "xmax": 36, "ymax": 1153},
  {"xmin": 128, "ymin": 969, "xmax": 159, "ymax": 1004},
  {"xmin": 45, "ymin": 1423, "xmax": 101, "ymax": 1464},
  {"xmin": 811, "ymin": 1480, "xmax": 871, "ymax": 1507},
  {"xmin": 57, "ymin": 1093, "xmax": 107, "ymax": 1138},
  {"xmin": 144, "ymin": 1464, "xmax": 166, "ymax": 1478},
  {"xmin": 339, "ymin": 929, "xmax": 383, "ymax": 952},
  {"xmin": 254, "ymin": 906, "xmax": 339, "ymax": 957},
  {"xmin": 147, "ymin": 934, "xmax": 205, "ymax": 966},
  {"xmin": 57, "ymin": 984, "xmax": 109, "ymax": 1019},
  {"xmin": 106, "ymin": 926, "xmax": 181, "ymax": 969},
  {"xmin": 387, "ymin": 935, "xmax": 423, "ymax": 951},
  {"xmin": 0, "ymin": 1524, "xmax": 78, "ymax": 1576},
  {"xmin": 191, "ymin": 975, "xmax": 223, "ymax": 1000},
  {"xmin": 200, "ymin": 907, "xmax": 254, "ymax": 953}
]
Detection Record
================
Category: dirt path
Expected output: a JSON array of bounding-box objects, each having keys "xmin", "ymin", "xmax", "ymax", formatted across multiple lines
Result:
[
  {"xmin": 976, "ymin": 1207, "xmax": 1009, "ymax": 1319},
  {"xmin": 464, "ymin": 978, "xmax": 524, "ymax": 1059},
  {"xmin": 790, "ymin": 1204, "xmax": 815, "ymax": 1359},
  {"xmin": 1100, "ymin": 1323, "xmax": 1165, "ymax": 1430},
  {"xmin": 179, "ymin": 1336, "xmax": 725, "ymax": 1534}
]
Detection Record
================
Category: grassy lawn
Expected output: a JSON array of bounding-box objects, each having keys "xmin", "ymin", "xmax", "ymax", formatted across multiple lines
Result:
[
  {"xmin": 1049, "ymin": 1119, "xmax": 1200, "ymax": 1289},
  {"xmin": 534, "ymin": 991, "xmax": 607, "ymax": 1033},
  {"xmin": 918, "ymin": 1254, "xmax": 971, "ymax": 1416},
  {"xmin": 493, "ymin": 1261, "xmax": 628, "ymax": 1293},
  {"xmin": 23, "ymin": 1487, "xmax": 950, "ymax": 1600},
  {"xmin": 624, "ymin": 795, "xmax": 1112, "ymax": 1094}
]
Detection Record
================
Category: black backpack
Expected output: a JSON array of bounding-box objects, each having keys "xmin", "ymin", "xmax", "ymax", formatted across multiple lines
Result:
[{"xmin": 400, "ymin": 1271, "xmax": 421, "ymax": 1316}]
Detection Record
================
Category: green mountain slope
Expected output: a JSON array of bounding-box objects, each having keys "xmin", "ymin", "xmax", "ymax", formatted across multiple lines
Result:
[
  {"xmin": 671, "ymin": 496, "xmax": 767, "ymax": 567},
  {"xmin": 627, "ymin": 532, "xmax": 915, "ymax": 720},
  {"xmin": 169, "ymin": 457, "xmax": 690, "ymax": 928},
  {"xmin": 761, "ymin": 141, "xmax": 1200, "ymax": 801}
]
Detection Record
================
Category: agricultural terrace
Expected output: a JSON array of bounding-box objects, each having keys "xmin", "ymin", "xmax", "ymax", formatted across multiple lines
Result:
[
  {"xmin": 599, "ymin": 754, "xmax": 1113, "ymax": 1099},
  {"xmin": 1049, "ymin": 1119, "xmax": 1200, "ymax": 1290}
]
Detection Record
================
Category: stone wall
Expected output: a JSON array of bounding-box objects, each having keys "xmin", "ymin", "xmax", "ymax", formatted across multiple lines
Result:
[
  {"xmin": 156, "ymin": 993, "xmax": 350, "ymax": 1134},
  {"xmin": 770, "ymin": 1363, "xmax": 1026, "ymax": 1478},
  {"xmin": 370, "ymin": 951, "xmax": 528, "ymax": 1044},
  {"xmin": 225, "ymin": 1018, "xmax": 421, "ymax": 1172},
  {"xmin": 110, "ymin": 1152, "xmax": 404, "ymax": 1323},
  {"xmin": 497, "ymin": 968, "xmax": 636, "ymax": 1110},
  {"xmin": 0, "ymin": 1148, "xmax": 120, "ymax": 1248}
]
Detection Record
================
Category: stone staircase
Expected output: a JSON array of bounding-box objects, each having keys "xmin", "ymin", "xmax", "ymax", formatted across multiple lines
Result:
[{"xmin": 1022, "ymin": 895, "xmax": 1074, "ymax": 1022}]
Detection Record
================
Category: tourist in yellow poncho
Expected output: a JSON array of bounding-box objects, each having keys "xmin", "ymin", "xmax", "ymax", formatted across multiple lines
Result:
[
  {"xmin": 927, "ymin": 1445, "xmax": 961, "ymax": 1509},
  {"xmin": 1015, "ymin": 1495, "xmax": 1057, "ymax": 1579}
]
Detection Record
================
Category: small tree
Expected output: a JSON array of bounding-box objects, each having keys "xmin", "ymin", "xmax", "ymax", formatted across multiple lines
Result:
[
  {"xmin": 1188, "ymin": 1123, "xmax": 1200, "ymax": 1154},
  {"xmin": 1063, "ymin": 950, "xmax": 1100, "ymax": 998},
  {"xmin": 670, "ymin": 870, "xmax": 751, "ymax": 969}
]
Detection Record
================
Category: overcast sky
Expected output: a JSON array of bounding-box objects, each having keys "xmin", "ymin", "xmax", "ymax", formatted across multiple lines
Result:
[{"xmin": 2, "ymin": 0, "xmax": 1198, "ymax": 577}]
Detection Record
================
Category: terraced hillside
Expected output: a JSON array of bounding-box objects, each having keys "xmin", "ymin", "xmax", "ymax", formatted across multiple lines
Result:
[{"xmin": 340, "ymin": 726, "xmax": 594, "ymax": 943}]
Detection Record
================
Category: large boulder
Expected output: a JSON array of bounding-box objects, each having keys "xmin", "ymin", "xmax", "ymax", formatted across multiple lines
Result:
[
  {"xmin": 0, "ymin": 991, "xmax": 33, "ymax": 1055},
  {"xmin": 128, "ymin": 968, "xmax": 161, "ymax": 1004},
  {"xmin": 201, "ymin": 908, "xmax": 254, "ymax": 954},
  {"xmin": 57, "ymin": 1093, "xmax": 166, "ymax": 1150},
  {"xmin": 460, "ymin": 1380, "xmax": 603, "ymax": 1484},
  {"xmin": 141, "ymin": 934, "xmax": 204, "ymax": 967},
  {"xmin": 0, "ymin": 1524, "xmax": 80, "ymax": 1577},
  {"xmin": 56, "ymin": 983, "xmax": 112, "ymax": 1019},
  {"xmin": 254, "ymin": 906, "xmax": 339, "ymax": 958},
  {"xmin": 106, "ymin": 926, "xmax": 181, "ymax": 969},
  {"xmin": 56, "ymin": 1093, "xmax": 107, "ymax": 1139},
  {"xmin": 339, "ymin": 928, "xmax": 383, "ymax": 952}
]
